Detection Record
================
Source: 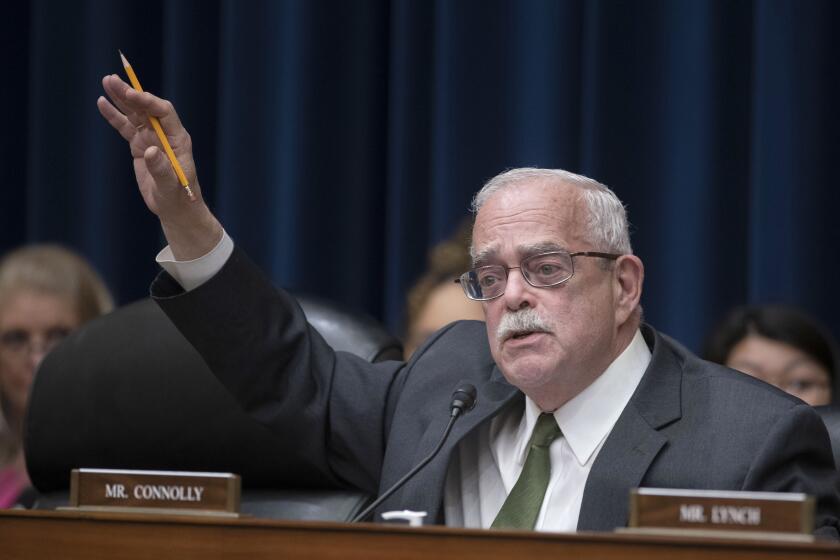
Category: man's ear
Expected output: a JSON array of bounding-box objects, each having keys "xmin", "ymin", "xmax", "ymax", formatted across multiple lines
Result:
[{"xmin": 613, "ymin": 255, "xmax": 644, "ymax": 326}]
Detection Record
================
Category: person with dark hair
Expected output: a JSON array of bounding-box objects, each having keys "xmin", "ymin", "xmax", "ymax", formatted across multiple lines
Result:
[
  {"xmin": 403, "ymin": 219, "xmax": 484, "ymax": 358},
  {"xmin": 0, "ymin": 245, "xmax": 113, "ymax": 508},
  {"xmin": 704, "ymin": 305, "xmax": 836, "ymax": 407}
]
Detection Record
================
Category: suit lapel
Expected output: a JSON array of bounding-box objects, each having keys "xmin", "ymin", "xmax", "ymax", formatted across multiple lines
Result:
[
  {"xmin": 577, "ymin": 406, "xmax": 667, "ymax": 530},
  {"xmin": 577, "ymin": 326, "xmax": 684, "ymax": 531},
  {"xmin": 391, "ymin": 371, "xmax": 520, "ymax": 522}
]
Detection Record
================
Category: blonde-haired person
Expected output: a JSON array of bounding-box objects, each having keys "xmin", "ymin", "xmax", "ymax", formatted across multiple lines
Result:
[
  {"xmin": 0, "ymin": 245, "xmax": 113, "ymax": 508},
  {"xmin": 403, "ymin": 219, "xmax": 485, "ymax": 359}
]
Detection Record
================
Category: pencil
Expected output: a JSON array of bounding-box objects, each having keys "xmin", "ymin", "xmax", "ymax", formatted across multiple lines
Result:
[{"xmin": 119, "ymin": 51, "xmax": 195, "ymax": 201}]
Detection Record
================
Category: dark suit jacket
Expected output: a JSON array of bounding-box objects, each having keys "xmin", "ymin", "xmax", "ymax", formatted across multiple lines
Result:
[{"xmin": 153, "ymin": 247, "xmax": 840, "ymax": 536}]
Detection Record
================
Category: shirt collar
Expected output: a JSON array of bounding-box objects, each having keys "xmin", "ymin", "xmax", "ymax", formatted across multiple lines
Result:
[{"xmin": 512, "ymin": 329, "xmax": 652, "ymax": 466}]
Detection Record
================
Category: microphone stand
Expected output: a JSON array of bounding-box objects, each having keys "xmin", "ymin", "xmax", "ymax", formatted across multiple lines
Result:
[{"xmin": 352, "ymin": 384, "xmax": 477, "ymax": 523}]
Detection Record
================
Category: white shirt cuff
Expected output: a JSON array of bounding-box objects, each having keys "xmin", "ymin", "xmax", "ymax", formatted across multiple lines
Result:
[{"xmin": 155, "ymin": 230, "xmax": 234, "ymax": 292}]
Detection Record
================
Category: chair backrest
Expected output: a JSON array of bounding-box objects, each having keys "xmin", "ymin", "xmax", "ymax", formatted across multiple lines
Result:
[
  {"xmin": 815, "ymin": 405, "xmax": 840, "ymax": 469},
  {"xmin": 23, "ymin": 296, "xmax": 400, "ymax": 519},
  {"xmin": 296, "ymin": 294, "xmax": 403, "ymax": 362}
]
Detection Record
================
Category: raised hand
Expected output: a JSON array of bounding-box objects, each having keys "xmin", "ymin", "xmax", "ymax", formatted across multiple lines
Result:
[{"xmin": 97, "ymin": 74, "xmax": 222, "ymax": 260}]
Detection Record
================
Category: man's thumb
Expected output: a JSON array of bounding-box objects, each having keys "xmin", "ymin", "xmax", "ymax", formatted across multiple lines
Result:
[{"xmin": 144, "ymin": 146, "xmax": 177, "ymax": 185}]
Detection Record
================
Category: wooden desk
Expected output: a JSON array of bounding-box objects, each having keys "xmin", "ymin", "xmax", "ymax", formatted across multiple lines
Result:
[{"xmin": 1, "ymin": 509, "xmax": 837, "ymax": 560}]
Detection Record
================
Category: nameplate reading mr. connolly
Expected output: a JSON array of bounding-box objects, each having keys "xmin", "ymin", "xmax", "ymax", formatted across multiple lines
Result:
[{"xmin": 69, "ymin": 468, "xmax": 240, "ymax": 516}]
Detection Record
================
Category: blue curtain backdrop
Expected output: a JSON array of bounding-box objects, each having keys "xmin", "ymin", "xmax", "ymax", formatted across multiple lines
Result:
[{"xmin": 1, "ymin": 0, "xmax": 838, "ymax": 354}]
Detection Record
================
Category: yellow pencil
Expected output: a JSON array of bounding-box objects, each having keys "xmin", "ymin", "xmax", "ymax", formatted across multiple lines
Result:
[{"xmin": 119, "ymin": 51, "xmax": 195, "ymax": 201}]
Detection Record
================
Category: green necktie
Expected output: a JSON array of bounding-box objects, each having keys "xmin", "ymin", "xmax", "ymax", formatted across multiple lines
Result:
[{"xmin": 491, "ymin": 412, "xmax": 562, "ymax": 529}]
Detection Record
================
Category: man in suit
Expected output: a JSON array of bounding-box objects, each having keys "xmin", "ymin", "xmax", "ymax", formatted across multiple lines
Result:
[{"xmin": 97, "ymin": 75, "xmax": 840, "ymax": 536}]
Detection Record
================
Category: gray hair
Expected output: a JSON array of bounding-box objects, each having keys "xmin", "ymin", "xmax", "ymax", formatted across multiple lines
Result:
[{"xmin": 471, "ymin": 168, "xmax": 632, "ymax": 255}]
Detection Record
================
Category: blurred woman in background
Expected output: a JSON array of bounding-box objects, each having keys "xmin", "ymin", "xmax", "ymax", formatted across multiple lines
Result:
[
  {"xmin": 0, "ymin": 245, "xmax": 113, "ymax": 507},
  {"xmin": 403, "ymin": 219, "xmax": 485, "ymax": 359},
  {"xmin": 704, "ymin": 305, "xmax": 836, "ymax": 406}
]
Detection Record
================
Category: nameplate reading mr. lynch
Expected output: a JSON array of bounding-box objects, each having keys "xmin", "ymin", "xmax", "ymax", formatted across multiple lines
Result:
[
  {"xmin": 629, "ymin": 488, "xmax": 814, "ymax": 536},
  {"xmin": 69, "ymin": 468, "xmax": 240, "ymax": 516}
]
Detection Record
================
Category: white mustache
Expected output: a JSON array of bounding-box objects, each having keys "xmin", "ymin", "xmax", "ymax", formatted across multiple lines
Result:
[{"xmin": 496, "ymin": 308, "xmax": 553, "ymax": 341}]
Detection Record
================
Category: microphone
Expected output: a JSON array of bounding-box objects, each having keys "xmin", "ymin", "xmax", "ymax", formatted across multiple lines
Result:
[
  {"xmin": 449, "ymin": 384, "xmax": 477, "ymax": 417},
  {"xmin": 351, "ymin": 383, "xmax": 478, "ymax": 523}
]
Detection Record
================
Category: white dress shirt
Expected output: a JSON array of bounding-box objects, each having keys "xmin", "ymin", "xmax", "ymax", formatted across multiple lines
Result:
[{"xmin": 157, "ymin": 233, "xmax": 652, "ymax": 532}]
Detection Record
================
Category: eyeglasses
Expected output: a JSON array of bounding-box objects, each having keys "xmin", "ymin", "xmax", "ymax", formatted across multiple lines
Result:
[
  {"xmin": 456, "ymin": 251, "xmax": 621, "ymax": 301},
  {"xmin": 0, "ymin": 327, "xmax": 72, "ymax": 358}
]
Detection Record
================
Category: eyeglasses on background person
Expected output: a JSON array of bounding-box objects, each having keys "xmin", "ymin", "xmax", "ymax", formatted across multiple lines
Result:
[{"xmin": 0, "ymin": 327, "xmax": 73, "ymax": 359}]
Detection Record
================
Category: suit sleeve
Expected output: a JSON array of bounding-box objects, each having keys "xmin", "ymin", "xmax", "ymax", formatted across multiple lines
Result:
[
  {"xmin": 742, "ymin": 402, "xmax": 840, "ymax": 539},
  {"xmin": 151, "ymin": 246, "xmax": 406, "ymax": 494}
]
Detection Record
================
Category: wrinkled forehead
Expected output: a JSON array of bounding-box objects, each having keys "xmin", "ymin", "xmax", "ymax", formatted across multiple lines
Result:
[{"xmin": 471, "ymin": 181, "xmax": 588, "ymax": 263}]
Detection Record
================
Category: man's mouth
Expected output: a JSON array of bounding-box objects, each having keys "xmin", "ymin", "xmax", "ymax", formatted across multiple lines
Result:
[{"xmin": 506, "ymin": 330, "xmax": 546, "ymax": 342}]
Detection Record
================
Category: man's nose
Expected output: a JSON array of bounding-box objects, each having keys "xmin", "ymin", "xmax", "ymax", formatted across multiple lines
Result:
[{"xmin": 502, "ymin": 268, "xmax": 535, "ymax": 310}]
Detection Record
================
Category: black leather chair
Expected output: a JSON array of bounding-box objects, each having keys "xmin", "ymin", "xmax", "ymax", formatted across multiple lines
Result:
[
  {"xmin": 815, "ymin": 405, "xmax": 840, "ymax": 469},
  {"xmin": 24, "ymin": 295, "xmax": 402, "ymax": 520}
]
